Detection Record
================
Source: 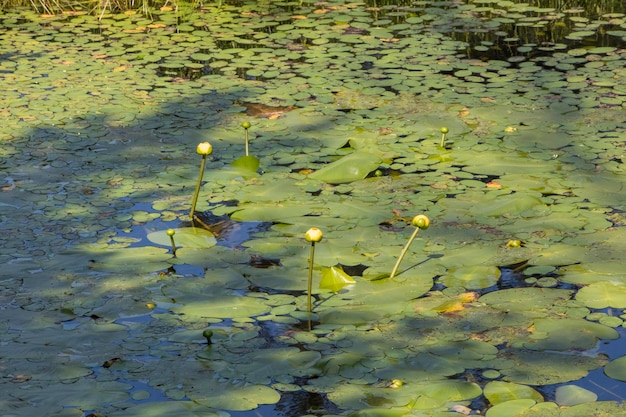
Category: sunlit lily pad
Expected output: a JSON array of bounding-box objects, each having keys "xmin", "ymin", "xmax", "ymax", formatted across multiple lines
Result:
[
  {"xmin": 231, "ymin": 155, "xmax": 261, "ymax": 176},
  {"xmin": 575, "ymin": 281, "xmax": 626, "ymax": 309},
  {"xmin": 308, "ymin": 151, "xmax": 382, "ymax": 184},
  {"xmin": 147, "ymin": 227, "xmax": 217, "ymax": 249},
  {"xmin": 605, "ymin": 355, "xmax": 626, "ymax": 382},
  {"xmin": 186, "ymin": 382, "xmax": 281, "ymax": 411},
  {"xmin": 320, "ymin": 266, "xmax": 356, "ymax": 292},
  {"xmin": 484, "ymin": 381, "xmax": 543, "ymax": 405}
]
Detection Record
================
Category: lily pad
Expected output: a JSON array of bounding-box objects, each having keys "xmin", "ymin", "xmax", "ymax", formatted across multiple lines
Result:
[
  {"xmin": 575, "ymin": 281, "xmax": 626, "ymax": 309},
  {"xmin": 108, "ymin": 401, "xmax": 223, "ymax": 416},
  {"xmin": 524, "ymin": 318, "xmax": 619, "ymax": 351},
  {"xmin": 605, "ymin": 355, "xmax": 626, "ymax": 382},
  {"xmin": 231, "ymin": 155, "xmax": 261, "ymax": 176},
  {"xmin": 484, "ymin": 381, "xmax": 544, "ymax": 405},
  {"xmin": 147, "ymin": 227, "xmax": 217, "ymax": 249},
  {"xmin": 308, "ymin": 151, "xmax": 382, "ymax": 184},
  {"xmin": 440, "ymin": 265, "xmax": 501, "ymax": 290},
  {"xmin": 187, "ymin": 382, "xmax": 281, "ymax": 411},
  {"xmin": 320, "ymin": 266, "xmax": 356, "ymax": 292}
]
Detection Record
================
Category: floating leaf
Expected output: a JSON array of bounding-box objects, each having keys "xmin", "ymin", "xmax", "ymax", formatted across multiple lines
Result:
[
  {"xmin": 187, "ymin": 382, "xmax": 281, "ymax": 411},
  {"xmin": 576, "ymin": 281, "xmax": 626, "ymax": 309},
  {"xmin": 308, "ymin": 151, "xmax": 382, "ymax": 184},
  {"xmin": 86, "ymin": 246, "xmax": 172, "ymax": 273},
  {"xmin": 320, "ymin": 266, "xmax": 356, "ymax": 292},
  {"xmin": 231, "ymin": 155, "xmax": 261, "ymax": 176},
  {"xmin": 147, "ymin": 227, "xmax": 217, "ymax": 249},
  {"xmin": 605, "ymin": 355, "xmax": 626, "ymax": 382},
  {"xmin": 108, "ymin": 401, "xmax": 223, "ymax": 417},
  {"xmin": 484, "ymin": 381, "xmax": 544, "ymax": 405},
  {"xmin": 524, "ymin": 318, "xmax": 619, "ymax": 351},
  {"xmin": 440, "ymin": 265, "xmax": 501, "ymax": 290}
]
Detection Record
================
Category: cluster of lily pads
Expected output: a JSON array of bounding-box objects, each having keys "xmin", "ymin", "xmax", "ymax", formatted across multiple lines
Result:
[{"xmin": 183, "ymin": 126, "xmax": 435, "ymax": 315}]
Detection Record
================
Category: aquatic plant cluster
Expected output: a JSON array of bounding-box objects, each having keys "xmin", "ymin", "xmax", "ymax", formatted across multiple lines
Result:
[{"xmin": 1, "ymin": 0, "xmax": 626, "ymax": 416}]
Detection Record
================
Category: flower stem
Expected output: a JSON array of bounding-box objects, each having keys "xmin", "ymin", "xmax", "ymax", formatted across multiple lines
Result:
[
  {"xmin": 389, "ymin": 227, "xmax": 421, "ymax": 279},
  {"xmin": 244, "ymin": 129, "xmax": 249, "ymax": 157},
  {"xmin": 307, "ymin": 242, "xmax": 316, "ymax": 314},
  {"xmin": 190, "ymin": 155, "xmax": 207, "ymax": 220},
  {"xmin": 169, "ymin": 236, "xmax": 177, "ymax": 257}
]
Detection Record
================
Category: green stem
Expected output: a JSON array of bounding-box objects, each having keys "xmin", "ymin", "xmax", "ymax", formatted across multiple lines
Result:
[
  {"xmin": 244, "ymin": 129, "xmax": 249, "ymax": 157},
  {"xmin": 307, "ymin": 242, "xmax": 316, "ymax": 314},
  {"xmin": 440, "ymin": 133, "xmax": 447, "ymax": 148},
  {"xmin": 169, "ymin": 236, "xmax": 177, "ymax": 257},
  {"xmin": 189, "ymin": 155, "xmax": 207, "ymax": 220},
  {"xmin": 389, "ymin": 227, "xmax": 421, "ymax": 279}
]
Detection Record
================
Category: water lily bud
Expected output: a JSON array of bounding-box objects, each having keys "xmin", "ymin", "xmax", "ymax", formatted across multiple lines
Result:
[
  {"xmin": 305, "ymin": 227, "xmax": 323, "ymax": 243},
  {"xmin": 203, "ymin": 329, "xmax": 214, "ymax": 344},
  {"xmin": 411, "ymin": 214, "xmax": 430, "ymax": 229},
  {"xmin": 506, "ymin": 239, "xmax": 521, "ymax": 248},
  {"xmin": 241, "ymin": 121, "xmax": 251, "ymax": 129},
  {"xmin": 390, "ymin": 379, "xmax": 404, "ymax": 389},
  {"xmin": 196, "ymin": 142, "xmax": 213, "ymax": 156},
  {"xmin": 440, "ymin": 127, "xmax": 449, "ymax": 134},
  {"xmin": 166, "ymin": 229, "xmax": 175, "ymax": 237}
]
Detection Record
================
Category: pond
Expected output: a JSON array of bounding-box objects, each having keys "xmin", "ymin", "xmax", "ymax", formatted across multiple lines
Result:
[{"xmin": 1, "ymin": 0, "xmax": 626, "ymax": 415}]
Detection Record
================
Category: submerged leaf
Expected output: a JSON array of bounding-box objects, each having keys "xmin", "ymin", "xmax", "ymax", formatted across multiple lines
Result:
[{"xmin": 555, "ymin": 385, "xmax": 597, "ymax": 406}]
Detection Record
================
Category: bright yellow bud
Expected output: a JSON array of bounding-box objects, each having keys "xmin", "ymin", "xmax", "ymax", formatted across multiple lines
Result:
[
  {"xmin": 196, "ymin": 142, "xmax": 213, "ymax": 156},
  {"xmin": 506, "ymin": 239, "xmax": 521, "ymax": 248},
  {"xmin": 305, "ymin": 227, "xmax": 323, "ymax": 243},
  {"xmin": 411, "ymin": 214, "xmax": 430, "ymax": 229}
]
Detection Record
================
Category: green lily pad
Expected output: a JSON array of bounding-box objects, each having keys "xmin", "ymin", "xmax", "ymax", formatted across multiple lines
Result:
[
  {"xmin": 440, "ymin": 265, "xmax": 501, "ymax": 290},
  {"xmin": 108, "ymin": 401, "xmax": 223, "ymax": 417},
  {"xmin": 320, "ymin": 266, "xmax": 356, "ymax": 292},
  {"xmin": 230, "ymin": 202, "xmax": 313, "ymax": 222},
  {"xmin": 575, "ymin": 281, "xmax": 626, "ymax": 309},
  {"xmin": 484, "ymin": 399, "xmax": 539, "ymax": 417},
  {"xmin": 171, "ymin": 294, "xmax": 269, "ymax": 320},
  {"xmin": 525, "ymin": 318, "xmax": 619, "ymax": 351},
  {"xmin": 86, "ymin": 246, "xmax": 172, "ymax": 273},
  {"xmin": 147, "ymin": 227, "xmax": 217, "ymax": 249},
  {"xmin": 187, "ymin": 382, "xmax": 281, "ymax": 411},
  {"xmin": 231, "ymin": 155, "xmax": 261, "ymax": 176},
  {"xmin": 308, "ymin": 151, "xmax": 382, "ymax": 184},
  {"xmin": 484, "ymin": 381, "xmax": 543, "ymax": 405},
  {"xmin": 501, "ymin": 349, "xmax": 606, "ymax": 385},
  {"xmin": 605, "ymin": 355, "xmax": 626, "ymax": 382},
  {"xmin": 480, "ymin": 288, "xmax": 574, "ymax": 312}
]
